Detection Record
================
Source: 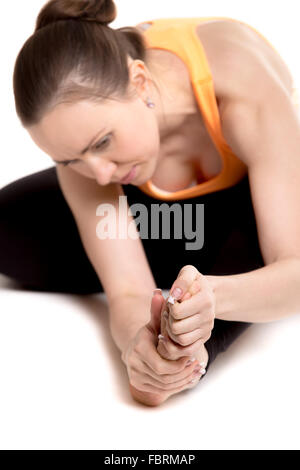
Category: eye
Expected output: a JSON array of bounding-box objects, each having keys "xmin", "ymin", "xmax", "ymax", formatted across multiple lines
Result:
[
  {"xmin": 60, "ymin": 134, "xmax": 112, "ymax": 167},
  {"xmin": 94, "ymin": 134, "xmax": 111, "ymax": 151},
  {"xmin": 62, "ymin": 160, "xmax": 77, "ymax": 167}
]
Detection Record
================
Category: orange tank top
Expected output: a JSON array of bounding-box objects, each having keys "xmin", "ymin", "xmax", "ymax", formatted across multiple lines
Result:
[{"xmin": 134, "ymin": 17, "xmax": 293, "ymax": 201}]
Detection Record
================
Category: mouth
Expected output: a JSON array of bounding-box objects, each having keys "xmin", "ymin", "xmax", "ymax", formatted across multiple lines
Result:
[{"xmin": 119, "ymin": 165, "xmax": 138, "ymax": 184}]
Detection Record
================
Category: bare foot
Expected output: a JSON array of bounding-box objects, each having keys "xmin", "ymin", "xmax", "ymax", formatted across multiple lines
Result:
[
  {"xmin": 129, "ymin": 361, "xmax": 204, "ymax": 407},
  {"xmin": 129, "ymin": 291, "xmax": 209, "ymax": 407},
  {"xmin": 129, "ymin": 341, "xmax": 209, "ymax": 407}
]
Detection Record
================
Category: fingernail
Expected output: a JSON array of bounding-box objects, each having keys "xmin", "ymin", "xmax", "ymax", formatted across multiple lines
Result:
[
  {"xmin": 153, "ymin": 288, "xmax": 162, "ymax": 296},
  {"xmin": 189, "ymin": 376, "xmax": 200, "ymax": 384},
  {"xmin": 185, "ymin": 357, "xmax": 196, "ymax": 368},
  {"xmin": 170, "ymin": 287, "xmax": 182, "ymax": 299}
]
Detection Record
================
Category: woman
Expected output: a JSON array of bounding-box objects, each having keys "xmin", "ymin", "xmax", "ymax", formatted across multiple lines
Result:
[{"xmin": 2, "ymin": 0, "xmax": 300, "ymax": 407}]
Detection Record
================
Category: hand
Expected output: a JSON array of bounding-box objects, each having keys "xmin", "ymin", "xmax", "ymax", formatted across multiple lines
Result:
[
  {"xmin": 123, "ymin": 290, "xmax": 204, "ymax": 406},
  {"xmin": 159, "ymin": 265, "xmax": 215, "ymax": 351},
  {"xmin": 156, "ymin": 290, "xmax": 209, "ymax": 371}
]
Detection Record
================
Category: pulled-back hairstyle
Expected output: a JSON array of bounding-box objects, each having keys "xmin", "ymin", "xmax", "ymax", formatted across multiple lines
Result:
[{"xmin": 13, "ymin": 0, "xmax": 153, "ymax": 127}]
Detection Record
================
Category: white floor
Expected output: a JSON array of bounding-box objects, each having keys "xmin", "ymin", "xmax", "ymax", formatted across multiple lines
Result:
[{"xmin": 0, "ymin": 273, "xmax": 299, "ymax": 450}]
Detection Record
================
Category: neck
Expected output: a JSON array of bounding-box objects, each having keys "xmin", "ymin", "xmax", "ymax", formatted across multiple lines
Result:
[{"xmin": 146, "ymin": 50, "xmax": 200, "ymax": 141}]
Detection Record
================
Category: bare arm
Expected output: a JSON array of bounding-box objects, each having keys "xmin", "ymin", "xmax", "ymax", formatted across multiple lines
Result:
[
  {"xmin": 208, "ymin": 51, "xmax": 300, "ymax": 323},
  {"xmin": 56, "ymin": 165, "xmax": 157, "ymax": 344},
  {"xmin": 207, "ymin": 258, "xmax": 300, "ymax": 323},
  {"xmin": 109, "ymin": 292, "xmax": 154, "ymax": 359}
]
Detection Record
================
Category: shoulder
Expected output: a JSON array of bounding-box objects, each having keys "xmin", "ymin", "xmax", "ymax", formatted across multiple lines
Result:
[
  {"xmin": 195, "ymin": 19, "xmax": 294, "ymax": 106},
  {"xmin": 194, "ymin": 20, "xmax": 298, "ymax": 170}
]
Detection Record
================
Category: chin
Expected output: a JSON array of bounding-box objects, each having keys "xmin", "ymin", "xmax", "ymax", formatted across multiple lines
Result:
[
  {"xmin": 130, "ymin": 159, "xmax": 155, "ymax": 186},
  {"xmin": 130, "ymin": 176, "xmax": 143, "ymax": 186},
  {"xmin": 135, "ymin": 168, "xmax": 152, "ymax": 186}
]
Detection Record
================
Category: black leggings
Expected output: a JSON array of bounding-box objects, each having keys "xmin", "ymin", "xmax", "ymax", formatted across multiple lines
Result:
[{"xmin": 0, "ymin": 167, "xmax": 264, "ymax": 373}]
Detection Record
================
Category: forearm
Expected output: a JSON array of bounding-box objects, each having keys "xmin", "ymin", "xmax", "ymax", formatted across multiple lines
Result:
[
  {"xmin": 206, "ymin": 257, "xmax": 300, "ymax": 322},
  {"xmin": 109, "ymin": 292, "xmax": 154, "ymax": 356}
]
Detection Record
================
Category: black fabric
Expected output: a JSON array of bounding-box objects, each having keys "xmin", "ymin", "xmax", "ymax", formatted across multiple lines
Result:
[{"xmin": 0, "ymin": 167, "xmax": 265, "ymax": 372}]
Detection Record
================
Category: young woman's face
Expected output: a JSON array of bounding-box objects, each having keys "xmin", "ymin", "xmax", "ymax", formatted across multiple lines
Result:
[{"xmin": 28, "ymin": 94, "xmax": 161, "ymax": 186}]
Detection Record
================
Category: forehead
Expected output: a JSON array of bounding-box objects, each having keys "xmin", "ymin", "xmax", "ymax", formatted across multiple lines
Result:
[
  {"xmin": 39, "ymin": 99, "xmax": 116, "ymax": 131},
  {"xmin": 27, "ymin": 99, "xmax": 123, "ymax": 157}
]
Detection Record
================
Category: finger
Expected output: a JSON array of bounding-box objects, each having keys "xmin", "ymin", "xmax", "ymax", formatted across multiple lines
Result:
[
  {"xmin": 164, "ymin": 337, "xmax": 209, "ymax": 359},
  {"xmin": 130, "ymin": 379, "xmax": 201, "ymax": 402},
  {"xmin": 160, "ymin": 304, "xmax": 170, "ymax": 337},
  {"xmin": 168, "ymin": 265, "xmax": 202, "ymax": 304},
  {"xmin": 136, "ymin": 354, "xmax": 199, "ymax": 385},
  {"xmin": 188, "ymin": 278, "xmax": 204, "ymax": 296},
  {"xmin": 166, "ymin": 323, "xmax": 208, "ymax": 346},
  {"xmin": 132, "ymin": 363, "xmax": 203, "ymax": 392},
  {"xmin": 180, "ymin": 280, "xmax": 203, "ymax": 303},
  {"xmin": 142, "ymin": 375, "xmax": 202, "ymax": 396},
  {"xmin": 181, "ymin": 291, "xmax": 192, "ymax": 301},
  {"xmin": 168, "ymin": 312, "xmax": 212, "ymax": 335},
  {"xmin": 157, "ymin": 318, "xmax": 210, "ymax": 361},
  {"xmin": 157, "ymin": 337, "xmax": 170, "ymax": 360},
  {"xmin": 160, "ymin": 312, "xmax": 183, "ymax": 344},
  {"xmin": 157, "ymin": 331, "xmax": 189, "ymax": 359},
  {"xmin": 143, "ymin": 342, "xmax": 188, "ymax": 376},
  {"xmin": 148, "ymin": 289, "xmax": 165, "ymax": 335},
  {"xmin": 157, "ymin": 336, "xmax": 195, "ymax": 361},
  {"xmin": 170, "ymin": 290, "xmax": 214, "ymax": 321},
  {"xmin": 141, "ymin": 367, "xmax": 203, "ymax": 391},
  {"xmin": 162, "ymin": 324, "xmax": 180, "ymax": 346},
  {"xmin": 168, "ymin": 312, "xmax": 199, "ymax": 335},
  {"xmin": 157, "ymin": 312, "xmax": 190, "ymax": 357},
  {"xmin": 158, "ymin": 317, "xmax": 185, "ymax": 350}
]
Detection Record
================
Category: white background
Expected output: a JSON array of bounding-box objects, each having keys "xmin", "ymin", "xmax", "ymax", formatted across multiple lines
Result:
[{"xmin": 1, "ymin": 0, "xmax": 300, "ymax": 450}]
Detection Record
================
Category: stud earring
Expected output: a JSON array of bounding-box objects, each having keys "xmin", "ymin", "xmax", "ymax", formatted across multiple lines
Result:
[{"xmin": 146, "ymin": 97, "xmax": 155, "ymax": 108}]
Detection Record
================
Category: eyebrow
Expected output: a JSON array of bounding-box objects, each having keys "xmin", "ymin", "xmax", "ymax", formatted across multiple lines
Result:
[{"xmin": 53, "ymin": 127, "xmax": 106, "ymax": 164}]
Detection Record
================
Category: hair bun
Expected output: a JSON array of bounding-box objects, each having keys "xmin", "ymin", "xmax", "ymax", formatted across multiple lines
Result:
[{"xmin": 35, "ymin": 0, "xmax": 117, "ymax": 31}]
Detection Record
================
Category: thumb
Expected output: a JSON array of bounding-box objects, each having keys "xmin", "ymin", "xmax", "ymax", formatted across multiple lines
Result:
[
  {"xmin": 168, "ymin": 265, "xmax": 200, "ymax": 304},
  {"xmin": 148, "ymin": 289, "xmax": 165, "ymax": 335}
]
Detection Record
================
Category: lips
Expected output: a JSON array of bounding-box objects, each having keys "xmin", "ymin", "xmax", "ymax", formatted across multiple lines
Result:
[{"xmin": 120, "ymin": 165, "xmax": 137, "ymax": 184}]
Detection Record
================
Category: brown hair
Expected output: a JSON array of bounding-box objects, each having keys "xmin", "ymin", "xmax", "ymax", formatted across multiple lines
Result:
[{"xmin": 13, "ymin": 0, "xmax": 153, "ymax": 127}]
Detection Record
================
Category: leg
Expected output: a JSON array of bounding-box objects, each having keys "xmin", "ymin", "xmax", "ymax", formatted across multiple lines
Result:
[
  {"xmin": 0, "ymin": 168, "xmax": 259, "ymax": 373},
  {"xmin": 0, "ymin": 167, "xmax": 103, "ymax": 294}
]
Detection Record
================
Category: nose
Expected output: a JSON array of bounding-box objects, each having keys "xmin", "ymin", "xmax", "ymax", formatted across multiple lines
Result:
[{"xmin": 87, "ymin": 157, "xmax": 117, "ymax": 185}]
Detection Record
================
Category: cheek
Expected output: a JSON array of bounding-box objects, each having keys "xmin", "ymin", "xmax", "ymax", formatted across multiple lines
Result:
[
  {"xmin": 133, "ymin": 125, "xmax": 160, "ymax": 157},
  {"xmin": 129, "ymin": 112, "xmax": 160, "ymax": 151},
  {"xmin": 119, "ymin": 135, "xmax": 158, "ymax": 164},
  {"xmin": 70, "ymin": 165, "xmax": 95, "ymax": 179}
]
